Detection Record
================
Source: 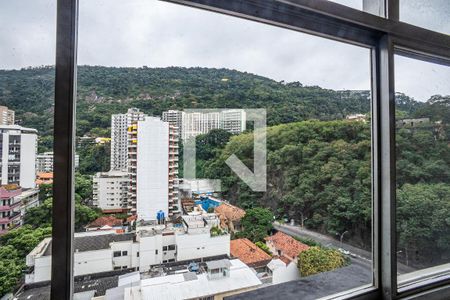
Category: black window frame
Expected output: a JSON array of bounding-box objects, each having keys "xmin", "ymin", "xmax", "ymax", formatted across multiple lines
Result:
[{"xmin": 51, "ymin": 0, "xmax": 450, "ymax": 299}]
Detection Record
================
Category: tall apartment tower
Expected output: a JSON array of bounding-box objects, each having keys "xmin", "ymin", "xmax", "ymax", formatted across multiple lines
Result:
[
  {"xmin": 0, "ymin": 106, "xmax": 15, "ymax": 125},
  {"xmin": 110, "ymin": 108, "xmax": 146, "ymax": 171},
  {"xmin": 128, "ymin": 117, "xmax": 179, "ymax": 221},
  {"xmin": 0, "ymin": 125, "xmax": 37, "ymax": 188},
  {"xmin": 162, "ymin": 110, "xmax": 183, "ymax": 134}
]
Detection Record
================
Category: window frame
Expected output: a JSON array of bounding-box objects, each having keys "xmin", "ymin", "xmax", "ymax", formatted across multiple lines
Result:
[{"xmin": 51, "ymin": 0, "xmax": 450, "ymax": 299}]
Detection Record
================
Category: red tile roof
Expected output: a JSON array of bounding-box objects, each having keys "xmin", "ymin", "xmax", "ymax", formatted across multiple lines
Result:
[
  {"xmin": 86, "ymin": 216, "xmax": 123, "ymax": 228},
  {"xmin": 230, "ymin": 238, "xmax": 272, "ymax": 267},
  {"xmin": 265, "ymin": 231, "xmax": 310, "ymax": 260},
  {"xmin": 215, "ymin": 203, "xmax": 246, "ymax": 221}
]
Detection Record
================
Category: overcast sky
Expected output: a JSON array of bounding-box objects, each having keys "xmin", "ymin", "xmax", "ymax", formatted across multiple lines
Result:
[{"xmin": 0, "ymin": 0, "xmax": 449, "ymax": 102}]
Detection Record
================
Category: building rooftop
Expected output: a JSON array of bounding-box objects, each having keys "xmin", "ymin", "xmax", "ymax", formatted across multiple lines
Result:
[
  {"xmin": 230, "ymin": 238, "xmax": 272, "ymax": 267},
  {"xmin": 215, "ymin": 202, "xmax": 246, "ymax": 222},
  {"xmin": 206, "ymin": 259, "xmax": 232, "ymax": 270},
  {"xmin": 226, "ymin": 262, "xmax": 372, "ymax": 300},
  {"xmin": 16, "ymin": 273, "xmax": 121, "ymax": 300},
  {"xmin": 85, "ymin": 216, "xmax": 124, "ymax": 229},
  {"xmin": 44, "ymin": 233, "xmax": 134, "ymax": 256},
  {"xmin": 265, "ymin": 231, "xmax": 310, "ymax": 260},
  {"xmin": 133, "ymin": 259, "xmax": 262, "ymax": 300}
]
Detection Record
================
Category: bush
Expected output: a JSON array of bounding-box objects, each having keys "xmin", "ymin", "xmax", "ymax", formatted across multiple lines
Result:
[
  {"xmin": 255, "ymin": 241, "xmax": 272, "ymax": 255},
  {"xmin": 298, "ymin": 246, "xmax": 347, "ymax": 277}
]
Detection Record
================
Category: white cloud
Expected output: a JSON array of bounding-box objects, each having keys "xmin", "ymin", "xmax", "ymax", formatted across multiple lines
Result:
[{"xmin": 1, "ymin": 0, "xmax": 449, "ymax": 101}]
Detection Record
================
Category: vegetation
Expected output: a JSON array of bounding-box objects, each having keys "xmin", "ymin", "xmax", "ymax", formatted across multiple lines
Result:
[
  {"xmin": 199, "ymin": 119, "xmax": 450, "ymax": 267},
  {"xmin": 255, "ymin": 241, "xmax": 272, "ymax": 255},
  {"xmin": 210, "ymin": 226, "xmax": 226, "ymax": 237},
  {"xmin": 235, "ymin": 207, "xmax": 274, "ymax": 243},
  {"xmin": 298, "ymin": 246, "xmax": 348, "ymax": 277},
  {"xmin": 0, "ymin": 226, "xmax": 52, "ymax": 296}
]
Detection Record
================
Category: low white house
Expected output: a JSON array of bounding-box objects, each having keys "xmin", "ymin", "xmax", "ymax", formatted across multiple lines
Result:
[
  {"xmin": 266, "ymin": 258, "xmax": 301, "ymax": 284},
  {"xmin": 25, "ymin": 214, "xmax": 230, "ymax": 284}
]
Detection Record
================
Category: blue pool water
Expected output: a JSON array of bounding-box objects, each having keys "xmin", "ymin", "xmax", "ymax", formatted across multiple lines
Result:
[{"xmin": 195, "ymin": 197, "xmax": 221, "ymax": 211}]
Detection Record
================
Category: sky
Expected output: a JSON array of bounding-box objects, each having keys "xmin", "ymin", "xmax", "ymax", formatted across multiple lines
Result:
[{"xmin": 0, "ymin": 0, "xmax": 449, "ymax": 102}]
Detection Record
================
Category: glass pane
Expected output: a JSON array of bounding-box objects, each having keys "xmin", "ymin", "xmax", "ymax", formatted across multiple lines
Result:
[
  {"xmin": 328, "ymin": 0, "xmax": 363, "ymax": 10},
  {"xmin": 400, "ymin": 0, "xmax": 450, "ymax": 35},
  {"xmin": 395, "ymin": 55, "xmax": 450, "ymax": 285},
  {"xmin": 82, "ymin": 0, "xmax": 370, "ymax": 298},
  {"xmin": 0, "ymin": 0, "xmax": 55, "ymax": 298}
]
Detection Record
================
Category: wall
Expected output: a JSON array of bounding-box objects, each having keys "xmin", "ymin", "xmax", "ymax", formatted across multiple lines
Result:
[
  {"xmin": 136, "ymin": 117, "xmax": 169, "ymax": 220},
  {"xmin": 272, "ymin": 261, "xmax": 301, "ymax": 285},
  {"xmin": 20, "ymin": 133, "xmax": 37, "ymax": 188},
  {"xmin": 176, "ymin": 233, "xmax": 230, "ymax": 261}
]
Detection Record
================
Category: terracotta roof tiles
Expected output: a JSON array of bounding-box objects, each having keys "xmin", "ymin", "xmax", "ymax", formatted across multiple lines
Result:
[
  {"xmin": 230, "ymin": 238, "xmax": 272, "ymax": 267},
  {"xmin": 265, "ymin": 231, "xmax": 310, "ymax": 260}
]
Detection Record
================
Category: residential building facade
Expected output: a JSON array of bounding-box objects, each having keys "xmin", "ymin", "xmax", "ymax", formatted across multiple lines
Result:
[
  {"xmin": 0, "ymin": 186, "xmax": 39, "ymax": 234},
  {"xmin": 0, "ymin": 125, "xmax": 37, "ymax": 188},
  {"xmin": 128, "ymin": 117, "xmax": 179, "ymax": 220},
  {"xmin": 25, "ymin": 214, "xmax": 230, "ymax": 284},
  {"xmin": 0, "ymin": 106, "xmax": 15, "ymax": 125},
  {"xmin": 36, "ymin": 151, "xmax": 79, "ymax": 173},
  {"xmin": 110, "ymin": 108, "xmax": 146, "ymax": 171},
  {"xmin": 162, "ymin": 109, "xmax": 247, "ymax": 140},
  {"xmin": 93, "ymin": 170, "xmax": 129, "ymax": 211}
]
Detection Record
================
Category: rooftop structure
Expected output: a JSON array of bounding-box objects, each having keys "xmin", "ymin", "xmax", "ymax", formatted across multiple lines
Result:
[
  {"xmin": 85, "ymin": 215, "xmax": 125, "ymax": 231},
  {"xmin": 265, "ymin": 231, "xmax": 310, "ymax": 262},
  {"xmin": 35, "ymin": 172, "xmax": 53, "ymax": 185},
  {"xmin": 230, "ymin": 238, "xmax": 272, "ymax": 268},
  {"xmin": 109, "ymin": 259, "xmax": 261, "ymax": 300},
  {"xmin": 215, "ymin": 202, "xmax": 246, "ymax": 232}
]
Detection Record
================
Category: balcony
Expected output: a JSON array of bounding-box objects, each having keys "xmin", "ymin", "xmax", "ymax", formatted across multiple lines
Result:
[{"xmin": 0, "ymin": 217, "xmax": 10, "ymax": 225}]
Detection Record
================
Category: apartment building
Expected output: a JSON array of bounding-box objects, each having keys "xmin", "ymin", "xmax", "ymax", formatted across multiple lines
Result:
[
  {"xmin": 25, "ymin": 214, "xmax": 230, "ymax": 283},
  {"xmin": 93, "ymin": 170, "xmax": 129, "ymax": 211},
  {"xmin": 0, "ymin": 106, "xmax": 15, "ymax": 125},
  {"xmin": 36, "ymin": 151, "xmax": 79, "ymax": 173},
  {"xmin": 110, "ymin": 108, "xmax": 146, "ymax": 171},
  {"xmin": 163, "ymin": 109, "xmax": 246, "ymax": 140},
  {"xmin": 162, "ymin": 110, "xmax": 183, "ymax": 135},
  {"xmin": 0, "ymin": 186, "xmax": 39, "ymax": 234},
  {"xmin": 0, "ymin": 125, "xmax": 37, "ymax": 188},
  {"xmin": 128, "ymin": 117, "xmax": 179, "ymax": 220}
]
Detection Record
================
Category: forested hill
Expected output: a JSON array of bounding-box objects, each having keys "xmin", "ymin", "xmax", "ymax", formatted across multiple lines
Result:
[{"xmin": 0, "ymin": 65, "xmax": 422, "ymax": 138}]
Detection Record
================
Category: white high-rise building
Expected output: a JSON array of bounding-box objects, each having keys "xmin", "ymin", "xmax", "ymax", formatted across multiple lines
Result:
[
  {"xmin": 93, "ymin": 170, "xmax": 129, "ymax": 210},
  {"xmin": 0, "ymin": 125, "xmax": 37, "ymax": 188},
  {"xmin": 220, "ymin": 109, "xmax": 246, "ymax": 134},
  {"xmin": 110, "ymin": 108, "xmax": 146, "ymax": 171},
  {"xmin": 128, "ymin": 117, "xmax": 179, "ymax": 220},
  {"xmin": 168, "ymin": 109, "xmax": 246, "ymax": 140}
]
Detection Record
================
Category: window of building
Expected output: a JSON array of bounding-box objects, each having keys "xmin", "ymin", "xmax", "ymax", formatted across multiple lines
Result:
[
  {"xmin": 122, "ymin": 251, "xmax": 128, "ymax": 256},
  {"xmin": 113, "ymin": 251, "xmax": 122, "ymax": 257}
]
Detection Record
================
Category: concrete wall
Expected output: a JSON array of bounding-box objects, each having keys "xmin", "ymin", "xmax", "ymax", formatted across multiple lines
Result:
[
  {"xmin": 272, "ymin": 261, "xmax": 301, "ymax": 285},
  {"xmin": 176, "ymin": 233, "xmax": 230, "ymax": 261},
  {"xmin": 137, "ymin": 117, "xmax": 169, "ymax": 221},
  {"xmin": 20, "ymin": 133, "xmax": 37, "ymax": 188}
]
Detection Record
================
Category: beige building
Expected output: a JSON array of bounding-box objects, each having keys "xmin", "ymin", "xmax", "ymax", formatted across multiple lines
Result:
[{"xmin": 0, "ymin": 106, "xmax": 15, "ymax": 125}]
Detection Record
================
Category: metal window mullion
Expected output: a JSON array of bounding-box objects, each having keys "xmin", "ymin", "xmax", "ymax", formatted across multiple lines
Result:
[
  {"xmin": 51, "ymin": 0, "xmax": 78, "ymax": 299},
  {"xmin": 378, "ymin": 34, "xmax": 397, "ymax": 300},
  {"xmin": 386, "ymin": 0, "xmax": 399, "ymax": 21}
]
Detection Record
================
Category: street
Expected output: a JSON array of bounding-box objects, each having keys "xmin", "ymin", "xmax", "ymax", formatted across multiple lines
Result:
[{"xmin": 274, "ymin": 222, "xmax": 416, "ymax": 275}]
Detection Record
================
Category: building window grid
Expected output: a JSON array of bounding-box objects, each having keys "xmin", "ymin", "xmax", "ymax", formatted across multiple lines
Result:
[{"xmin": 50, "ymin": 0, "xmax": 450, "ymax": 299}]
